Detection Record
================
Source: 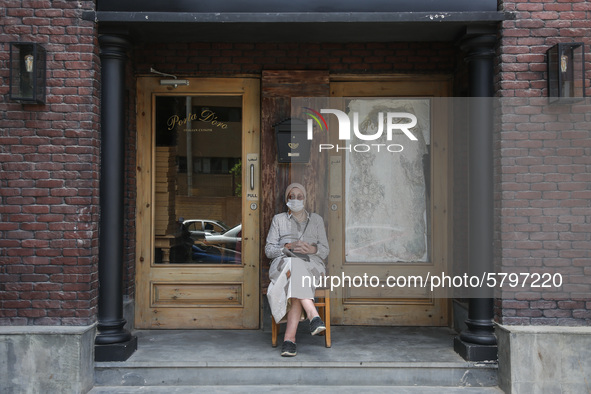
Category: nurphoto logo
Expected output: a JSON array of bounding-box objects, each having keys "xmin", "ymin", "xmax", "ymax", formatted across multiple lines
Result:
[{"xmin": 305, "ymin": 107, "xmax": 419, "ymax": 153}]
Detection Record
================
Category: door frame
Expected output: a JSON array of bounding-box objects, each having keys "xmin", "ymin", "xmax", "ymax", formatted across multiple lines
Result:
[
  {"xmin": 134, "ymin": 77, "xmax": 260, "ymax": 329},
  {"xmin": 328, "ymin": 74, "xmax": 453, "ymax": 326}
]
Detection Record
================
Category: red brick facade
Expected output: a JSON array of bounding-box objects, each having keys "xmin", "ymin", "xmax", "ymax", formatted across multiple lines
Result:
[
  {"xmin": 495, "ymin": 0, "xmax": 591, "ymax": 325},
  {"xmin": 1, "ymin": 0, "xmax": 590, "ymax": 328},
  {"xmin": 0, "ymin": 0, "xmax": 99, "ymax": 325},
  {"xmin": 134, "ymin": 42, "xmax": 457, "ymax": 75}
]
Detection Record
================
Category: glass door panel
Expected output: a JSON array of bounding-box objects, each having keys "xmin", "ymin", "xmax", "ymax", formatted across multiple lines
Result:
[
  {"xmin": 153, "ymin": 95, "xmax": 243, "ymax": 265},
  {"xmin": 345, "ymin": 98, "xmax": 431, "ymax": 264}
]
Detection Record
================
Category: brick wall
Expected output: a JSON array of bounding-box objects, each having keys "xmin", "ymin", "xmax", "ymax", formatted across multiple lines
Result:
[
  {"xmin": 495, "ymin": 0, "xmax": 591, "ymax": 325},
  {"xmin": 497, "ymin": 0, "xmax": 591, "ymax": 98},
  {"xmin": 13, "ymin": 1, "xmax": 591, "ymax": 328},
  {"xmin": 0, "ymin": 0, "xmax": 99, "ymax": 325},
  {"xmin": 5, "ymin": 0, "xmax": 589, "ymax": 328},
  {"xmin": 1, "ymin": 29, "xmax": 461, "ymax": 326},
  {"xmin": 133, "ymin": 42, "xmax": 457, "ymax": 75}
]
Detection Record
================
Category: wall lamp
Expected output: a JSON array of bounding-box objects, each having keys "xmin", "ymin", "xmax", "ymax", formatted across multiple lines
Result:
[
  {"xmin": 150, "ymin": 67, "xmax": 189, "ymax": 88},
  {"xmin": 547, "ymin": 43, "xmax": 586, "ymax": 102},
  {"xmin": 9, "ymin": 42, "xmax": 46, "ymax": 104}
]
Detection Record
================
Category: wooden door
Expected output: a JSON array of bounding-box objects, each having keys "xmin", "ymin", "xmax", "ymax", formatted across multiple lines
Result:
[
  {"xmin": 328, "ymin": 76, "xmax": 452, "ymax": 326},
  {"xmin": 135, "ymin": 77, "xmax": 260, "ymax": 329}
]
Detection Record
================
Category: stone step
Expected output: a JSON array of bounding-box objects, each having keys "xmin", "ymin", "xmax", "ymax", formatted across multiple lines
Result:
[
  {"xmin": 89, "ymin": 385, "xmax": 504, "ymax": 393},
  {"xmin": 95, "ymin": 360, "xmax": 498, "ymax": 388},
  {"xmin": 94, "ymin": 328, "xmax": 498, "ymax": 389}
]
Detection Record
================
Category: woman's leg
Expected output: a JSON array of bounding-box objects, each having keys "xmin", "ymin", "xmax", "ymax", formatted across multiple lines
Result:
[
  {"xmin": 284, "ymin": 297, "xmax": 321, "ymax": 343},
  {"xmin": 284, "ymin": 298, "xmax": 302, "ymax": 343},
  {"xmin": 300, "ymin": 298, "xmax": 319, "ymax": 320}
]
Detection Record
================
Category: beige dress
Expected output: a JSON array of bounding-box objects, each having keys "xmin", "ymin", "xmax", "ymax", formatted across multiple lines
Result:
[{"xmin": 265, "ymin": 211, "xmax": 329, "ymax": 323}]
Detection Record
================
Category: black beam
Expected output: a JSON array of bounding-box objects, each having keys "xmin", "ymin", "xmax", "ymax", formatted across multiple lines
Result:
[
  {"xmin": 96, "ymin": 0, "xmax": 498, "ymax": 13},
  {"xmin": 454, "ymin": 32, "xmax": 498, "ymax": 362},
  {"xmin": 90, "ymin": 11, "xmax": 509, "ymax": 23},
  {"xmin": 95, "ymin": 34, "xmax": 137, "ymax": 362},
  {"xmin": 84, "ymin": 12, "xmax": 510, "ymax": 44}
]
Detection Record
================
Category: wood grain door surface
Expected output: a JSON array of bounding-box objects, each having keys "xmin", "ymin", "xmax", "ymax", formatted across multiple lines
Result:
[
  {"xmin": 328, "ymin": 77, "xmax": 452, "ymax": 326},
  {"xmin": 135, "ymin": 77, "xmax": 260, "ymax": 329}
]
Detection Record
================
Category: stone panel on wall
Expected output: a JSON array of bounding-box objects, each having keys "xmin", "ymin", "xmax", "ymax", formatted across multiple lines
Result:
[
  {"xmin": 497, "ymin": 325, "xmax": 591, "ymax": 393},
  {"xmin": 0, "ymin": 325, "xmax": 95, "ymax": 393}
]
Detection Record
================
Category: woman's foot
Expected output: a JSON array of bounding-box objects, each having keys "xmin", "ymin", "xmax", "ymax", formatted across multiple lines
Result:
[
  {"xmin": 280, "ymin": 340, "xmax": 297, "ymax": 357},
  {"xmin": 310, "ymin": 316, "xmax": 326, "ymax": 336}
]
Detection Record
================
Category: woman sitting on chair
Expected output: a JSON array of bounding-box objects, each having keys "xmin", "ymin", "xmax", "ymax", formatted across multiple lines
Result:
[{"xmin": 265, "ymin": 183, "xmax": 329, "ymax": 357}]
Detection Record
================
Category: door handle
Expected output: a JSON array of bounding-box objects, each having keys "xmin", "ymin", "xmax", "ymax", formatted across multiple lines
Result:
[{"xmin": 246, "ymin": 153, "xmax": 259, "ymax": 201}]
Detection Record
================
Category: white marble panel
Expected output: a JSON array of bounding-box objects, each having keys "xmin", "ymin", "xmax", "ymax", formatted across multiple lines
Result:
[{"xmin": 345, "ymin": 99, "xmax": 430, "ymax": 263}]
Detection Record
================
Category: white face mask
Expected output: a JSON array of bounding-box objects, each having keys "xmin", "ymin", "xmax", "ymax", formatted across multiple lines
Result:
[{"xmin": 286, "ymin": 199, "xmax": 305, "ymax": 213}]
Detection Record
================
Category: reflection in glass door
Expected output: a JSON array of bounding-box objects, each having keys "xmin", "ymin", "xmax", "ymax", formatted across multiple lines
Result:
[{"xmin": 153, "ymin": 95, "xmax": 243, "ymax": 266}]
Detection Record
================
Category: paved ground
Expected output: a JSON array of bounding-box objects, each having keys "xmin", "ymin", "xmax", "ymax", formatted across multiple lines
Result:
[
  {"xmin": 91, "ymin": 326, "xmax": 501, "ymax": 392},
  {"xmin": 105, "ymin": 326, "xmax": 490, "ymax": 364}
]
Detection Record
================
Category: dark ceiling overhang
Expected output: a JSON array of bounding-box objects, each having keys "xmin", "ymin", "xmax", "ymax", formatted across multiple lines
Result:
[
  {"xmin": 88, "ymin": 0, "xmax": 510, "ymax": 43},
  {"xmin": 96, "ymin": 0, "xmax": 499, "ymax": 13}
]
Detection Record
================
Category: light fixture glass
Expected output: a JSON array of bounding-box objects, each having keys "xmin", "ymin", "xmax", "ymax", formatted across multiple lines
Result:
[
  {"xmin": 9, "ymin": 42, "xmax": 46, "ymax": 104},
  {"xmin": 547, "ymin": 43, "xmax": 586, "ymax": 103}
]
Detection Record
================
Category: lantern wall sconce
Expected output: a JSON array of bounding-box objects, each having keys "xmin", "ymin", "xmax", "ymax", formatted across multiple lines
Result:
[
  {"xmin": 9, "ymin": 42, "xmax": 46, "ymax": 104},
  {"xmin": 274, "ymin": 118, "xmax": 311, "ymax": 163},
  {"xmin": 546, "ymin": 43, "xmax": 586, "ymax": 103}
]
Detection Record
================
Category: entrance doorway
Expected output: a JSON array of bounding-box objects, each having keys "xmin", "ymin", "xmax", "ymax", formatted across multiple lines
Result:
[
  {"xmin": 328, "ymin": 77, "xmax": 452, "ymax": 326},
  {"xmin": 135, "ymin": 77, "xmax": 260, "ymax": 329}
]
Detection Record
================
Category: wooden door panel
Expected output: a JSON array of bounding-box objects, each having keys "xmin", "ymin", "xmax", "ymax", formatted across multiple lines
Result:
[
  {"xmin": 328, "ymin": 76, "xmax": 452, "ymax": 326},
  {"xmin": 152, "ymin": 283, "xmax": 243, "ymax": 307},
  {"xmin": 135, "ymin": 77, "xmax": 260, "ymax": 329}
]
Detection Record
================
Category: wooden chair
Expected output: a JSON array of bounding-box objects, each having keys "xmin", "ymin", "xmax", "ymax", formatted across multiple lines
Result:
[{"xmin": 271, "ymin": 287, "xmax": 331, "ymax": 348}]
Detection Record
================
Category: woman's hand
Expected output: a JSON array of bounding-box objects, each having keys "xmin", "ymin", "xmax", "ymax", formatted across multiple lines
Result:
[{"xmin": 292, "ymin": 240, "xmax": 317, "ymax": 255}]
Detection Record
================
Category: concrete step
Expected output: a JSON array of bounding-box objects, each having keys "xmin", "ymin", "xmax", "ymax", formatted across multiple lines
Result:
[
  {"xmin": 94, "ymin": 328, "xmax": 498, "ymax": 389},
  {"xmin": 95, "ymin": 359, "xmax": 497, "ymax": 388},
  {"xmin": 89, "ymin": 385, "xmax": 504, "ymax": 393}
]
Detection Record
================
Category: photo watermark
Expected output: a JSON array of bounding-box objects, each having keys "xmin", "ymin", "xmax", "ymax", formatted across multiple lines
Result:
[{"xmin": 288, "ymin": 97, "xmax": 591, "ymax": 300}]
